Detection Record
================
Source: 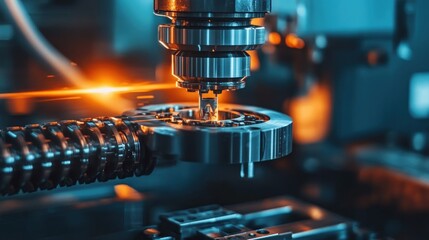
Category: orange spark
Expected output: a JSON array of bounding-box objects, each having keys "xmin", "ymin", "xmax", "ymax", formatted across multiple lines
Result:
[
  {"xmin": 0, "ymin": 83, "xmax": 176, "ymax": 100},
  {"xmin": 114, "ymin": 184, "xmax": 144, "ymax": 201},
  {"xmin": 136, "ymin": 95, "xmax": 155, "ymax": 100},
  {"xmin": 37, "ymin": 96, "xmax": 82, "ymax": 103}
]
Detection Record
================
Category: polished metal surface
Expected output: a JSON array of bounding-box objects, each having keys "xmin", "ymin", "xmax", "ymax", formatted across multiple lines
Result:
[
  {"xmin": 125, "ymin": 103, "xmax": 292, "ymax": 165},
  {"xmin": 158, "ymin": 25, "xmax": 265, "ymax": 52},
  {"xmin": 0, "ymin": 118, "xmax": 155, "ymax": 195},
  {"xmin": 155, "ymin": 0, "xmax": 271, "ymax": 112},
  {"xmin": 176, "ymin": 78, "xmax": 246, "ymax": 92},
  {"xmin": 0, "ymin": 103, "xmax": 291, "ymax": 194},
  {"xmin": 154, "ymin": 0, "xmax": 271, "ymax": 17},
  {"xmin": 199, "ymin": 92, "xmax": 219, "ymax": 121},
  {"xmin": 173, "ymin": 51, "xmax": 250, "ymax": 88}
]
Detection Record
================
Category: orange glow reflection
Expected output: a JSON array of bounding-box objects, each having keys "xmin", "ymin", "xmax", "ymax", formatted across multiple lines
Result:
[
  {"xmin": 248, "ymin": 50, "xmax": 260, "ymax": 71},
  {"xmin": 308, "ymin": 207, "xmax": 324, "ymax": 220},
  {"xmin": 250, "ymin": 18, "xmax": 264, "ymax": 26},
  {"xmin": 285, "ymin": 34, "xmax": 305, "ymax": 49},
  {"xmin": 367, "ymin": 51, "xmax": 381, "ymax": 66},
  {"xmin": 37, "ymin": 96, "xmax": 82, "ymax": 103},
  {"xmin": 7, "ymin": 97, "xmax": 33, "ymax": 115},
  {"xmin": 358, "ymin": 167, "xmax": 429, "ymax": 212},
  {"xmin": 137, "ymin": 95, "xmax": 155, "ymax": 100},
  {"xmin": 114, "ymin": 184, "xmax": 144, "ymax": 201},
  {"xmin": 287, "ymin": 83, "xmax": 331, "ymax": 144},
  {"xmin": 268, "ymin": 32, "xmax": 282, "ymax": 45}
]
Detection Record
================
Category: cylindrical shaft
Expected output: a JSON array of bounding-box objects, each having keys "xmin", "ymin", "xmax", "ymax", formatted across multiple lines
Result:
[{"xmin": 0, "ymin": 117, "xmax": 154, "ymax": 195}]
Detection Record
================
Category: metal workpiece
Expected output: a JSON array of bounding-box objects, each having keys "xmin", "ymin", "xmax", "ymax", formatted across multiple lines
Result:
[
  {"xmin": 0, "ymin": 118, "xmax": 155, "ymax": 195},
  {"xmin": 0, "ymin": 102, "xmax": 291, "ymax": 194},
  {"xmin": 125, "ymin": 103, "xmax": 292, "ymax": 165}
]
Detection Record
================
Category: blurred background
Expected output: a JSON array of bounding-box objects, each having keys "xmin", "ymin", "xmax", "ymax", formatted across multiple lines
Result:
[{"xmin": 0, "ymin": 0, "xmax": 429, "ymax": 239}]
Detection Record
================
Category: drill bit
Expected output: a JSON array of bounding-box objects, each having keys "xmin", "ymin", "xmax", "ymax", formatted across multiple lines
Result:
[{"xmin": 199, "ymin": 91, "xmax": 219, "ymax": 121}]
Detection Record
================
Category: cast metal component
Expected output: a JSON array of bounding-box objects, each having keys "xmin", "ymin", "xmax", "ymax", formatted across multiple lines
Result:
[{"xmin": 125, "ymin": 103, "xmax": 292, "ymax": 166}]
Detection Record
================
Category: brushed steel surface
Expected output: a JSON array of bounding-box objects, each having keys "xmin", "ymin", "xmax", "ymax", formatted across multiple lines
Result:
[
  {"xmin": 154, "ymin": 0, "xmax": 271, "ymax": 93},
  {"xmin": 158, "ymin": 25, "xmax": 266, "ymax": 52},
  {"xmin": 154, "ymin": 0, "xmax": 271, "ymax": 16},
  {"xmin": 173, "ymin": 51, "xmax": 250, "ymax": 79},
  {"xmin": 125, "ymin": 103, "xmax": 293, "ymax": 164}
]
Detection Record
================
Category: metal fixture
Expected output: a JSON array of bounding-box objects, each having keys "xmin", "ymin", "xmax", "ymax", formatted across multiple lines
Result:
[
  {"xmin": 0, "ymin": 104, "xmax": 292, "ymax": 195},
  {"xmin": 155, "ymin": 0, "xmax": 271, "ymax": 120},
  {"xmin": 142, "ymin": 196, "xmax": 356, "ymax": 240}
]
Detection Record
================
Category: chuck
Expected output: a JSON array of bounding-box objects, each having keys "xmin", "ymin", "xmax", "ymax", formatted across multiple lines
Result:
[{"xmin": 154, "ymin": 0, "xmax": 271, "ymax": 119}]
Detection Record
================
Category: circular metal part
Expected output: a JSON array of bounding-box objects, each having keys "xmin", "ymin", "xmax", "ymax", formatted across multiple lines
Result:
[
  {"xmin": 125, "ymin": 103, "xmax": 292, "ymax": 164},
  {"xmin": 169, "ymin": 47, "xmax": 253, "ymax": 92},
  {"xmin": 173, "ymin": 51, "xmax": 250, "ymax": 92},
  {"xmin": 176, "ymin": 79, "xmax": 245, "ymax": 92},
  {"xmin": 154, "ymin": 0, "xmax": 271, "ymax": 18},
  {"xmin": 159, "ymin": 25, "xmax": 266, "ymax": 51}
]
